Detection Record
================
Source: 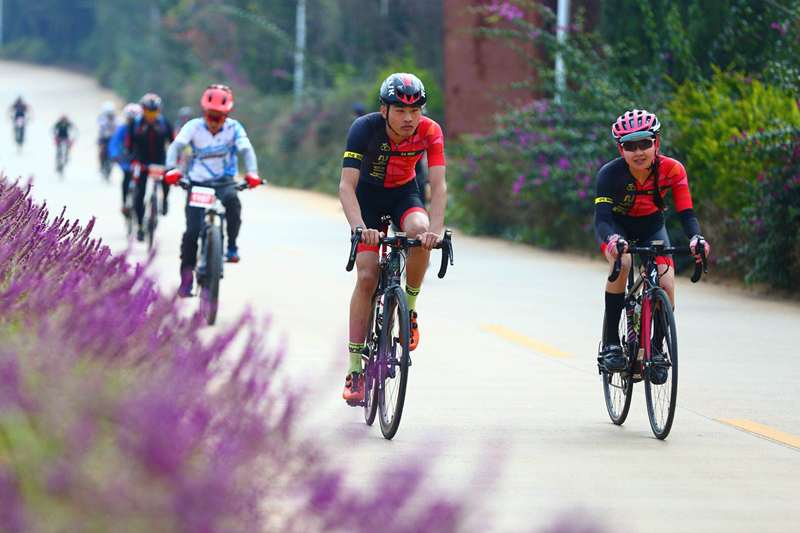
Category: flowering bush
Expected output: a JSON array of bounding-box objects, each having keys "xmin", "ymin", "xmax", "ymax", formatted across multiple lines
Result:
[
  {"xmin": 727, "ymin": 126, "xmax": 800, "ymax": 291},
  {"xmin": 0, "ymin": 177, "xmax": 465, "ymax": 530}
]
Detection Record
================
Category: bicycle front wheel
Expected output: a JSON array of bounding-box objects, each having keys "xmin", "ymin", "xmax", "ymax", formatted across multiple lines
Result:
[
  {"xmin": 147, "ymin": 190, "xmax": 158, "ymax": 251},
  {"xmin": 644, "ymin": 288, "xmax": 678, "ymax": 440},
  {"xmin": 601, "ymin": 312, "xmax": 634, "ymax": 425},
  {"xmin": 201, "ymin": 225, "xmax": 222, "ymax": 326},
  {"xmin": 363, "ymin": 294, "xmax": 380, "ymax": 426},
  {"xmin": 378, "ymin": 286, "xmax": 410, "ymax": 440}
]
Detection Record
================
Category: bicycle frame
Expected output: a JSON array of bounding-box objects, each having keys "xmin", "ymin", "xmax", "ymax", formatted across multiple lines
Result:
[{"xmin": 625, "ymin": 254, "xmax": 662, "ymax": 365}]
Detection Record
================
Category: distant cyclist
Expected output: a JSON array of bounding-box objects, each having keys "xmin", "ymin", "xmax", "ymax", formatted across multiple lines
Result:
[
  {"xmin": 174, "ymin": 106, "xmax": 194, "ymax": 132},
  {"xmin": 128, "ymin": 93, "xmax": 173, "ymax": 241},
  {"xmin": 52, "ymin": 114, "xmax": 78, "ymax": 167},
  {"xmin": 109, "ymin": 103, "xmax": 142, "ymax": 216},
  {"xmin": 594, "ymin": 109, "xmax": 711, "ymax": 372},
  {"xmin": 164, "ymin": 84, "xmax": 262, "ymax": 298},
  {"xmin": 173, "ymin": 106, "xmax": 195, "ymax": 173},
  {"xmin": 8, "ymin": 96, "xmax": 32, "ymax": 148},
  {"xmin": 339, "ymin": 73, "xmax": 446, "ymax": 401},
  {"xmin": 98, "ymin": 101, "xmax": 118, "ymax": 176}
]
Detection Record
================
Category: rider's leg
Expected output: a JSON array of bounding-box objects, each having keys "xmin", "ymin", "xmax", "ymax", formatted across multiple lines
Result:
[
  {"xmin": 161, "ymin": 179, "xmax": 171, "ymax": 214},
  {"xmin": 180, "ymin": 200, "xmax": 205, "ymax": 273},
  {"xmin": 401, "ymin": 210, "xmax": 430, "ymax": 307},
  {"xmin": 218, "ymin": 184, "xmax": 242, "ymax": 250},
  {"xmin": 134, "ymin": 175, "xmax": 147, "ymax": 228},
  {"xmin": 349, "ymin": 251, "xmax": 380, "ymax": 374},
  {"xmin": 121, "ymin": 169, "xmax": 132, "ymax": 205},
  {"xmin": 603, "ymin": 241, "xmax": 631, "ymax": 347},
  {"xmin": 658, "ymin": 262, "xmax": 675, "ymax": 306}
]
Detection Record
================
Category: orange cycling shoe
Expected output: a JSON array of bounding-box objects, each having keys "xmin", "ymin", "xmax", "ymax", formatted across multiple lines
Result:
[
  {"xmin": 409, "ymin": 310, "xmax": 419, "ymax": 351},
  {"xmin": 343, "ymin": 372, "xmax": 364, "ymax": 401}
]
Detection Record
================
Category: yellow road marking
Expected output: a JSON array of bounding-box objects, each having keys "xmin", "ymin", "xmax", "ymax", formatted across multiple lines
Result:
[
  {"xmin": 717, "ymin": 419, "xmax": 800, "ymax": 450},
  {"xmin": 480, "ymin": 325, "xmax": 574, "ymax": 358},
  {"xmin": 276, "ymin": 247, "xmax": 303, "ymax": 256}
]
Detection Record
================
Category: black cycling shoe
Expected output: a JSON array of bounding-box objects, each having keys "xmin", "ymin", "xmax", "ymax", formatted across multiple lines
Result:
[
  {"xmin": 602, "ymin": 344, "xmax": 626, "ymax": 372},
  {"xmin": 649, "ymin": 352, "xmax": 669, "ymax": 385}
]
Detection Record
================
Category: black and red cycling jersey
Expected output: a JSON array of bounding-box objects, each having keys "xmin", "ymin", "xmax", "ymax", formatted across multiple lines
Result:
[
  {"xmin": 342, "ymin": 112, "xmax": 445, "ymax": 187},
  {"xmin": 594, "ymin": 156, "xmax": 701, "ymax": 243}
]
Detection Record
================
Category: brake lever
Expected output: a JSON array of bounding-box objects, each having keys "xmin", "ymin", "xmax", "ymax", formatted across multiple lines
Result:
[{"xmin": 346, "ymin": 226, "xmax": 363, "ymax": 272}]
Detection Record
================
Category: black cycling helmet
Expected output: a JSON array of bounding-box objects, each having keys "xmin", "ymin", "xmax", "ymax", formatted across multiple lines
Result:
[
  {"xmin": 139, "ymin": 93, "xmax": 163, "ymax": 111},
  {"xmin": 352, "ymin": 101, "xmax": 366, "ymax": 116},
  {"xmin": 379, "ymin": 73, "xmax": 426, "ymax": 108}
]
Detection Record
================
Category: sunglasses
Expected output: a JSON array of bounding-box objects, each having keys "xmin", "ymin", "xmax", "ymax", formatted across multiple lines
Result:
[
  {"xmin": 621, "ymin": 139, "xmax": 655, "ymax": 152},
  {"xmin": 204, "ymin": 113, "xmax": 227, "ymax": 124}
]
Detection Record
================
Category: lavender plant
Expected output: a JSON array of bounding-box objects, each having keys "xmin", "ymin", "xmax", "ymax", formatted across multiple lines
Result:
[{"xmin": 0, "ymin": 176, "xmax": 465, "ymax": 532}]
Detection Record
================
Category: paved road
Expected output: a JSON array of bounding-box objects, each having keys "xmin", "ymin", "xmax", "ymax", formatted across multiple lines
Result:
[{"xmin": 2, "ymin": 60, "xmax": 799, "ymax": 532}]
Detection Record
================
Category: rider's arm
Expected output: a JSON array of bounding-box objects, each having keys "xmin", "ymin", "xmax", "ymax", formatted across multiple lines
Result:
[
  {"xmin": 339, "ymin": 168, "xmax": 365, "ymax": 232},
  {"xmin": 665, "ymin": 159, "xmax": 702, "ymax": 238},
  {"xmin": 108, "ymin": 124, "xmax": 127, "ymax": 159},
  {"xmin": 233, "ymin": 122, "xmax": 259, "ymax": 174},
  {"xmin": 594, "ymin": 163, "xmax": 617, "ymax": 242},
  {"xmin": 165, "ymin": 139, "xmax": 187, "ymax": 169},
  {"xmin": 423, "ymin": 120, "xmax": 446, "ymax": 235}
]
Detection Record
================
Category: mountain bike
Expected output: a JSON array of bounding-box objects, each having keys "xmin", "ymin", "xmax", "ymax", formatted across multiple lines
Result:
[
  {"xmin": 178, "ymin": 177, "xmax": 264, "ymax": 325},
  {"xmin": 345, "ymin": 217, "xmax": 454, "ymax": 439},
  {"xmin": 13, "ymin": 117, "xmax": 25, "ymax": 153},
  {"xmin": 55, "ymin": 138, "xmax": 71, "ymax": 177},
  {"xmin": 132, "ymin": 163, "xmax": 167, "ymax": 251},
  {"xmin": 599, "ymin": 238, "xmax": 707, "ymax": 440}
]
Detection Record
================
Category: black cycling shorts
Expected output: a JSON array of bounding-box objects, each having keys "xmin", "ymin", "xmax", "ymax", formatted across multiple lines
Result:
[
  {"xmin": 595, "ymin": 212, "xmax": 674, "ymax": 267},
  {"xmin": 355, "ymin": 179, "xmax": 427, "ymax": 253}
]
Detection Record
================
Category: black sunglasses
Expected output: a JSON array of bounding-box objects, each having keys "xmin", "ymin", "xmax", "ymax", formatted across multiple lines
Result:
[{"xmin": 621, "ymin": 139, "xmax": 655, "ymax": 152}]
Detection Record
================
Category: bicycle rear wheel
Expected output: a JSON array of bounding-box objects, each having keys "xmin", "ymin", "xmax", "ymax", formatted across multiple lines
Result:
[
  {"xmin": 601, "ymin": 311, "xmax": 634, "ymax": 425},
  {"xmin": 644, "ymin": 288, "xmax": 678, "ymax": 440},
  {"xmin": 378, "ymin": 286, "xmax": 410, "ymax": 440},
  {"xmin": 201, "ymin": 225, "xmax": 222, "ymax": 325},
  {"xmin": 363, "ymin": 294, "xmax": 380, "ymax": 426}
]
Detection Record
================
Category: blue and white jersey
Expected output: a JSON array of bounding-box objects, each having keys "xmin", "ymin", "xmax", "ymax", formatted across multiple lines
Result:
[{"xmin": 174, "ymin": 117, "xmax": 253, "ymax": 183}]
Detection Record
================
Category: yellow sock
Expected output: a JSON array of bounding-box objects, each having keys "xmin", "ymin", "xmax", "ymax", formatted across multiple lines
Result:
[{"xmin": 405, "ymin": 284, "xmax": 420, "ymax": 311}]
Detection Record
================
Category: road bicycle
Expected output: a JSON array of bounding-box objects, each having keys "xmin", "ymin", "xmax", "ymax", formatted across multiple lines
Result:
[
  {"xmin": 177, "ymin": 177, "xmax": 264, "ymax": 325},
  {"xmin": 345, "ymin": 217, "xmax": 454, "ymax": 439},
  {"xmin": 599, "ymin": 238, "xmax": 707, "ymax": 440}
]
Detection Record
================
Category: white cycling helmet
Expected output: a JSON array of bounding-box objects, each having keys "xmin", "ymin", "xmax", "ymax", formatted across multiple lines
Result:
[
  {"xmin": 101, "ymin": 101, "xmax": 116, "ymax": 115},
  {"xmin": 123, "ymin": 103, "xmax": 142, "ymax": 120}
]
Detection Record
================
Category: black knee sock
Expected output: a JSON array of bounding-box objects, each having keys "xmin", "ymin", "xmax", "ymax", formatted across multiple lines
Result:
[{"xmin": 604, "ymin": 292, "xmax": 626, "ymax": 346}]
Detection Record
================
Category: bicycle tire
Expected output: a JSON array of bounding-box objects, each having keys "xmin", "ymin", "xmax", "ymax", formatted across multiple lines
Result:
[
  {"xmin": 644, "ymin": 288, "xmax": 678, "ymax": 440},
  {"xmin": 601, "ymin": 313, "xmax": 634, "ymax": 425},
  {"xmin": 147, "ymin": 189, "xmax": 158, "ymax": 251},
  {"xmin": 202, "ymin": 225, "xmax": 222, "ymax": 326},
  {"xmin": 378, "ymin": 286, "xmax": 410, "ymax": 440},
  {"xmin": 363, "ymin": 294, "xmax": 380, "ymax": 426},
  {"xmin": 124, "ymin": 197, "xmax": 134, "ymax": 236}
]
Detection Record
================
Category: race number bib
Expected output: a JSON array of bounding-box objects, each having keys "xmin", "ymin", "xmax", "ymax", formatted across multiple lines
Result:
[{"xmin": 189, "ymin": 187, "xmax": 216, "ymax": 208}]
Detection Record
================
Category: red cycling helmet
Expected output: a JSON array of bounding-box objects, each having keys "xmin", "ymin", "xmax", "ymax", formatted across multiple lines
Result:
[
  {"xmin": 201, "ymin": 84, "xmax": 234, "ymax": 114},
  {"xmin": 612, "ymin": 109, "xmax": 661, "ymax": 143}
]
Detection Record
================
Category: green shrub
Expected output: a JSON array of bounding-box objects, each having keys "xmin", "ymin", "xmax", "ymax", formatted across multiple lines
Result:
[{"xmin": 664, "ymin": 68, "xmax": 800, "ymax": 215}]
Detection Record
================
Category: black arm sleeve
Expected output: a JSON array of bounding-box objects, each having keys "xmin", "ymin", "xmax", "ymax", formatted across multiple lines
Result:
[
  {"xmin": 678, "ymin": 208, "xmax": 702, "ymax": 239},
  {"xmin": 342, "ymin": 117, "xmax": 370, "ymax": 170},
  {"xmin": 594, "ymin": 165, "xmax": 617, "ymax": 242}
]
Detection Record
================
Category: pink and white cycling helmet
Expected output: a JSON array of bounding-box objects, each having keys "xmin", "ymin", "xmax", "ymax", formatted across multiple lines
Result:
[
  {"xmin": 123, "ymin": 103, "xmax": 142, "ymax": 119},
  {"xmin": 611, "ymin": 109, "xmax": 661, "ymax": 143}
]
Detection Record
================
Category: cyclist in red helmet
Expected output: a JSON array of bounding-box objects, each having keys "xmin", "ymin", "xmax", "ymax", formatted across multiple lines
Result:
[
  {"xmin": 164, "ymin": 84, "xmax": 262, "ymax": 298},
  {"xmin": 339, "ymin": 72, "xmax": 447, "ymax": 402},
  {"xmin": 595, "ymin": 109, "xmax": 711, "ymax": 372}
]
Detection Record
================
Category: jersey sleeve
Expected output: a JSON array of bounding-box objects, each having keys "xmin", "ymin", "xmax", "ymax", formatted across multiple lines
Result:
[
  {"xmin": 666, "ymin": 159, "xmax": 694, "ymax": 211},
  {"xmin": 424, "ymin": 120, "xmax": 445, "ymax": 167},
  {"xmin": 593, "ymin": 162, "xmax": 617, "ymax": 242},
  {"xmin": 343, "ymin": 117, "xmax": 370, "ymax": 170},
  {"xmin": 233, "ymin": 121, "xmax": 253, "ymax": 151},
  {"xmin": 173, "ymin": 119, "xmax": 195, "ymax": 145}
]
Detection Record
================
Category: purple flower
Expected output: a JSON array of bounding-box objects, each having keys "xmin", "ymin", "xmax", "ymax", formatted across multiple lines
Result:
[
  {"xmin": 512, "ymin": 174, "xmax": 525, "ymax": 195},
  {"xmin": 558, "ymin": 157, "xmax": 570, "ymax": 170}
]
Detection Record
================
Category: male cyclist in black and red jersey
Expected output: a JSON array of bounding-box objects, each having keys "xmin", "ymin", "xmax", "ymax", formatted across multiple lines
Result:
[
  {"xmin": 339, "ymin": 73, "xmax": 446, "ymax": 402},
  {"xmin": 595, "ymin": 109, "xmax": 711, "ymax": 372}
]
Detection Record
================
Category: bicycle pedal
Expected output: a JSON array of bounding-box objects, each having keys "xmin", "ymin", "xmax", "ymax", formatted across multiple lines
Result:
[{"xmin": 345, "ymin": 399, "xmax": 364, "ymax": 408}]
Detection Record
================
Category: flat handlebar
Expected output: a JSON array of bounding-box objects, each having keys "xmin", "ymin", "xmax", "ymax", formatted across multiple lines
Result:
[{"xmin": 346, "ymin": 226, "xmax": 454, "ymax": 279}]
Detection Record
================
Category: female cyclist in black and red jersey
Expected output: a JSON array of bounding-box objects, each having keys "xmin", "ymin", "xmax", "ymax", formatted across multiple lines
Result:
[{"xmin": 595, "ymin": 110, "xmax": 711, "ymax": 372}]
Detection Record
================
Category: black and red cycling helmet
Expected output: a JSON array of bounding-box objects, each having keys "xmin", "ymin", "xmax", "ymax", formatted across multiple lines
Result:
[{"xmin": 379, "ymin": 73, "xmax": 427, "ymax": 107}]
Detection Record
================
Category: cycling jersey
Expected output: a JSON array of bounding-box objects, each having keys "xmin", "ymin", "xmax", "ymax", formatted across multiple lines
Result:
[
  {"xmin": 171, "ymin": 117, "xmax": 253, "ymax": 183},
  {"xmin": 594, "ymin": 156, "xmax": 701, "ymax": 243},
  {"xmin": 53, "ymin": 120, "xmax": 74, "ymax": 139},
  {"xmin": 11, "ymin": 102, "xmax": 27, "ymax": 119},
  {"xmin": 343, "ymin": 113, "xmax": 445, "ymax": 188},
  {"xmin": 98, "ymin": 114, "xmax": 118, "ymax": 140},
  {"xmin": 128, "ymin": 115, "xmax": 173, "ymax": 165}
]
